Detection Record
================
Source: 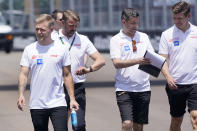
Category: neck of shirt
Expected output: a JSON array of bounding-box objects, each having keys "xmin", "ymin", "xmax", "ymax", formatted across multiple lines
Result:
[
  {"xmin": 122, "ymin": 30, "xmax": 135, "ymax": 39},
  {"xmin": 177, "ymin": 22, "xmax": 190, "ymax": 33}
]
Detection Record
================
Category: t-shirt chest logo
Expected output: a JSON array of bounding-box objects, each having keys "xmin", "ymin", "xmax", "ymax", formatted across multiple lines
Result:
[
  {"xmin": 190, "ymin": 34, "xmax": 197, "ymax": 39},
  {"xmin": 173, "ymin": 41, "xmax": 179, "ymax": 46},
  {"xmin": 169, "ymin": 37, "xmax": 180, "ymax": 46},
  {"xmin": 74, "ymin": 43, "xmax": 81, "ymax": 47},
  {"xmin": 124, "ymin": 45, "xmax": 131, "ymax": 51},
  {"xmin": 37, "ymin": 59, "xmax": 43, "ymax": 65},
  {"xmin": 32, "ymin": 54, "xmax": 58, "ymax": 65}
]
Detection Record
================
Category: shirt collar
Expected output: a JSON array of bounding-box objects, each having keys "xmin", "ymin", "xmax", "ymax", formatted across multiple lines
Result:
[
  {"xmin": 59, "ymin": 29, "xmax": 77, "ymax": 41},
  {"xmin": 119, "ymin": 29, "xmax": 138, "ymax": 40},
  {"xmin": 174, "ymin": 22, "xmax": 193, "ymax": 34}
]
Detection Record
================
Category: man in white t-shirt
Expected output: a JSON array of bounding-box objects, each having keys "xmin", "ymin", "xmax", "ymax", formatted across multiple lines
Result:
[
  {"xmin": 159, "ymin": 1, "xmax": 197, "ymax": 131},
  {"xmin": 110, "ymin": 8, "xmax": 154, "ymax": 131},
  {"xmin": 58, "ymin": 10, "xmax": 105, "ymax": 131},
  {"xmin": 17, "ymin": 14, "xmax": 79, "ymax": 131},
  {"xmin": 51, "ymin": 9, "xmax": 63, "ymax": 41}
]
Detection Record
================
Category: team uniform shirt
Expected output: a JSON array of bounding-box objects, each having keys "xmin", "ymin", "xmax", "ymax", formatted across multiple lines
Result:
[
  {"xmin": 51, "ymin": 29, "xmax": 60, "ymax": 41},
  {"xmin": 159, "ymin": 23, "xmax": 197, "ymax": 84},
  {"xmin": 58, "ymin": 30, "xmax": 97, "ymax": 83},
  {"xmin": 20, "ymin": 40, "xmax": 71, "ymax": 109},
  {"xmin": 110, "ymin": 30, "xmax": 154, "ymax": 92}
]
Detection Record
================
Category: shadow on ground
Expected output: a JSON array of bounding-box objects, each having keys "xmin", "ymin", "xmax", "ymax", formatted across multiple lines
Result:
[{"xmin": 0, "ymin": 80, "xmax": 166, "ymax": 90}]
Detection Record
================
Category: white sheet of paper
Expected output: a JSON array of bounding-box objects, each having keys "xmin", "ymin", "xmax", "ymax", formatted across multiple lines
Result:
[{"xmin": 144, "ymin": 50, "xmax": 166, "ymax": 69}]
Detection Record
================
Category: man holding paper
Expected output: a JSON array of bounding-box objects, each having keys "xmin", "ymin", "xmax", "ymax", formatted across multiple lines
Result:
[
  {"xmin": 159, "ymin": 1, "xmax": 197, "ymax": 131},
  {"xmin": 110, "ymin": 8, "xmax": 154, "ymax": 131}
]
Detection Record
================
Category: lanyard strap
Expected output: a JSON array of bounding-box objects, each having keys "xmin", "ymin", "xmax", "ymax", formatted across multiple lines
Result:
[
  {"xmin": 59, "ymin": 34, "xmax": 76, "ymax": 51},
  {"xmin": 69, "ymin": 34, "xmax": 76, "ymax": 51},
  {"xmin": 58, "ymin": 31, "xmax": 65, "ymax": 45},
  {"xmin": 59, "ymin": 37, "xmax": 64, "ymax": 45}
]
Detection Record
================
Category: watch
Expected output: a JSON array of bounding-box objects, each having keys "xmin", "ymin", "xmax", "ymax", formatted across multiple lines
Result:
[{"xmin": 89, "ymin": 66, "xmax": 93, "ymax": 72}]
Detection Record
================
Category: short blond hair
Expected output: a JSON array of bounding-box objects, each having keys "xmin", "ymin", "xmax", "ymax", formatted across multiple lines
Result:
[{"xmin": 35, "ymin": 14, "xmax": 54, "ymax": 28}]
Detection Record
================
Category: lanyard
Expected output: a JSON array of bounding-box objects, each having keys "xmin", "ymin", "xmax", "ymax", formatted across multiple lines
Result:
[
  {"xmin": 69, "ymin": 34, "xmax": 76, "ymax": 51},
  {"xmin": 58, "ymin": 31, "xmax": 65, "ymax": 45},
  {"xmin": 59, "ymin": 33, "xmax": 76, "ymax": 51}
]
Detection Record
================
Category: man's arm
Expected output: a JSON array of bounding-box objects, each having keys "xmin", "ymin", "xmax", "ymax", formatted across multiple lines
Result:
[
  {"xmin": 17, "ymin": 66, "xmax": 29, "ymax": 111},
  {"xmin": 112, "ymin": 57, "xmax": 150, "ymax": 69},
  {"xmin": 84, "ymin": 53, "xmax": 88, "ymax": 65},
  {"xmin": 75, "ymin": 51, "xmax": 105, "ymax": 75},
  {"xmin": 63, "ymin": 65, "xmax": 79, "ymax": 110},
  {"xmin": 160, "ymin": 54, "xmax": 177, "ymax": 89}
]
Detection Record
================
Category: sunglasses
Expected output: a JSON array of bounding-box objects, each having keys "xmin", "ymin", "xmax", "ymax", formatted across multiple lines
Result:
[
  {"xmin": 132, "ymin": 40, "xmax": 137, "ymax": 52},
  {"xmin": 57, "ymin": 19, "xmax": 63, "ymax": 21}
]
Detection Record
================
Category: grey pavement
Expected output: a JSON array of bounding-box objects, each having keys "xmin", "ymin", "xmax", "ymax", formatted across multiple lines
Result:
[{"xmin": 0, "ymin": 51, "xmax": 192, "ymax": 131}]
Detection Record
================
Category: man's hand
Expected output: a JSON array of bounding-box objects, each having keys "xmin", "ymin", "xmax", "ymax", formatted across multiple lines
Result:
[
  {"xmin": 166, "ymin": 75, "xmax": 178, "ymax": 89},
  {"xmin": 17, "ymin": 95, "xmax": 26, "ymax": 111},
  {"xmin": 138, "ymin": 58, "xmax": 151, "ymax": 65},
  {"xmin": 75, "ymin": 67, "xmax": 90, "ymax": 75},
  {"xmin": 70, "ymin": 99, "xmax": 79, "ymax": 111}
]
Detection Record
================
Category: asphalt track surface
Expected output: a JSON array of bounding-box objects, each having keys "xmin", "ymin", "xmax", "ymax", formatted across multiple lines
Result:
[{"xmin": 0, "ymin": 51, "xmax": 191, "ymax": 131}]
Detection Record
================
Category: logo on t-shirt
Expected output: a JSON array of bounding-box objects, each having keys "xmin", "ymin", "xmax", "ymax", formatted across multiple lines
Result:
[
  {"xmin": 124, "ymin": 45, "xmax": 130, "ymax": 51},
  {"xmin": 37, "ymin": 59, "xmax": 43, "ymax": 65},
  {"xmin": 32, "ymin": 55, "xmax": 37, "ymax": 59},
  {"xmin": 173, "ymin": 41, "xmax": 179, "ymax": 46},
  {"xmin": 74, "ymin": 43, "xmax": 81, "ymax": 46}
]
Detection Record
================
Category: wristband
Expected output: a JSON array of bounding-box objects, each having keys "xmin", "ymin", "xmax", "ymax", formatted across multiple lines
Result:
[{"xmin": 89, "ymin": 66, "xmax": 93, "ymax": 72}]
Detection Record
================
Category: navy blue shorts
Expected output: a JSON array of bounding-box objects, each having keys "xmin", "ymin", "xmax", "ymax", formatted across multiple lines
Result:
[
  {"xmin": 166, "ymin": 84, "xmax": 197, "ymax": 117},
  {"xmin": 116, "ymin": 91, "xmax": 151, "ymax": 124}
]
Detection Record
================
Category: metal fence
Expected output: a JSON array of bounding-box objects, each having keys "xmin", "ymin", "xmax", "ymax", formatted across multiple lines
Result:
[
  {"xmin": 1, "ymin": 0, "xmax": 197, "ymax": 32},
  {"xmin": 1, "ymin": 0, "xmax": 197, "ymax": 52}
]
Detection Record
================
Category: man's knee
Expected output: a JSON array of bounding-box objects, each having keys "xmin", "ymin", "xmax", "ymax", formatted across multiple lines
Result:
[
  {"xmin": 122, "ymin": 120, "xmax": 133, "ymax": 130},
  {"xmin": 171, "ymin": 116, "xmax": 184, "ymax": 128},
  {"xmin": 190, "ymin": 110, "xmax": 197, "ymax": 130},
  {"xmin": 133, "ymin": 122, "xmax": 143, "ymax": 131}
]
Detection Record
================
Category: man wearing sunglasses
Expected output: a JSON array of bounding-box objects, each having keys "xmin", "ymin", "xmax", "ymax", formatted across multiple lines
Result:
[
  {"xmin": 58, "ymin": 10, "xmax": 105, "ymax": 131},
  {"xmin": 51, "ymin": 9, "xmax": 63, "ymax": 41},
  {"xmin": 110, "ymin": 8, "xmax": 154, "ymax": 131},
  {"xmin": 159, "ymin": 1, "xmax": 197, "ymax": 131}
]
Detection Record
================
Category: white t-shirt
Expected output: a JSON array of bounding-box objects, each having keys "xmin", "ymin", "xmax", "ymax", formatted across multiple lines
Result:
[
  {"xmin": 58, "ymin": 30, "xmax": 97, "ymax": 83},
  {"xmin": 159, "ymin": 23, "xmax": 197, "ymax": 84},
  {"xmin": 51, "ymin": 29, "xmax": 59, "ymax": 41},
  {"xmin": 110, "ymin": 30, "xmax": 154, "ymax": 92},
  {"xmin": 20, "ymin": 41, "xmax": 71, "ymax": 109}
]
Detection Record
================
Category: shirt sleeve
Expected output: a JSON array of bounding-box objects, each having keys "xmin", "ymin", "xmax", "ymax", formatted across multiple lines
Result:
[
  {"xmin": 159, "ymin": 32, "xmax": 168, "ymax": 54},
  {"xmin": 110, "ymin": 37, "xmax": 121, "ymax": 59},
  {"xmin": 62, "ymin": 48, "xmax": 71, "ymax": 66},
  {"xmin": 20, "ymin": 47, "xmax": 30, "ymax": 67},
  {"xmin": 85, "ymin": 36, "xmax": 97, "ymax": 55}
]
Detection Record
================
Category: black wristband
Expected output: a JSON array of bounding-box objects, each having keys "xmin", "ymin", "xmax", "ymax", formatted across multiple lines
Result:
[{"xmin": 89, "ymin": 66, "xmax": 93, "ymax": 72}]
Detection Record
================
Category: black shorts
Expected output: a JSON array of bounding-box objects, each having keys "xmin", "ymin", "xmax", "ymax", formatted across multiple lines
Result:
[
  {"xmin": 166, "ymin": 84, "xmax": 197, "ymax": 117},
  {"xmin": 116, "ymin": 91, "xmax": 151, "ymax": 124}
]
